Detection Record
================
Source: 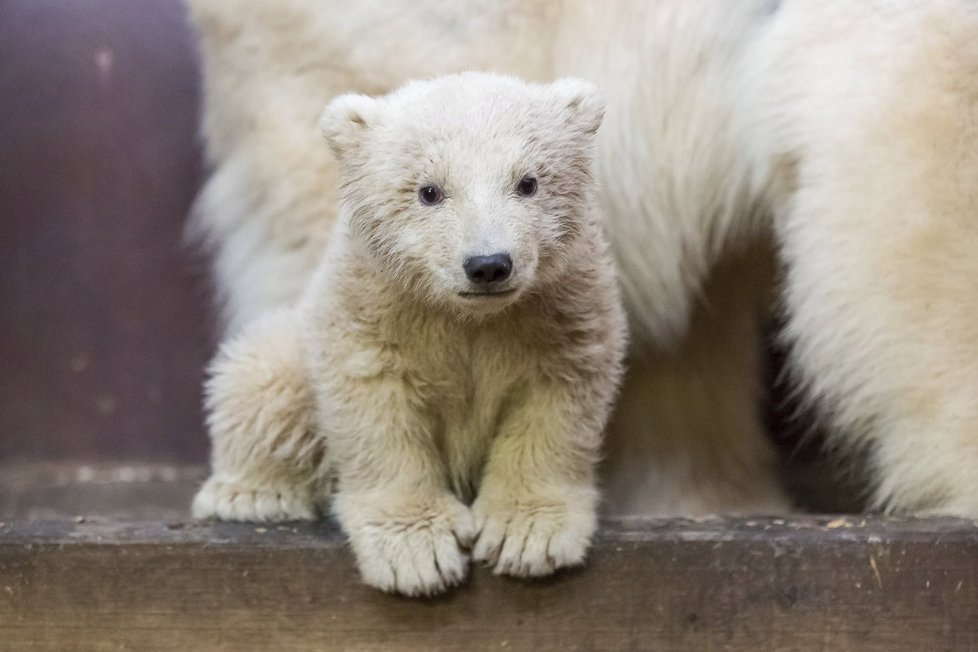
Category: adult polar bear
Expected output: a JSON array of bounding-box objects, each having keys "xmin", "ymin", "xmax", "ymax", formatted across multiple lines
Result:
[{"xmin": 187, "ymin": 0, "xmax": 978, "ymax": 517}]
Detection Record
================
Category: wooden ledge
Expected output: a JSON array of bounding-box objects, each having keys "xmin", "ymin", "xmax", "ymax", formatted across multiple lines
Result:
[{"xmin": 1, "ymin": 516, "xmax": 976, "ymax": 650}]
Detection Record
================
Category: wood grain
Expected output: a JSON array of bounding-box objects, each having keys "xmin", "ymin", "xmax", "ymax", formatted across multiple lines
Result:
[{"xmin": 1, "ymin": 516, "xmax": 975, "ymax": 651}]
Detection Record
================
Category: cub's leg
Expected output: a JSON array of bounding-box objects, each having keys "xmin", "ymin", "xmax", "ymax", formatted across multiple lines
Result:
[
  {"xmin": 472, "ymin": 372, "xmax": 619, "ymax": 577},
  {"xmin": 756, "ymin": 2, "xmax": 978, "ymax": 514},
  {"xmin": 192, "ymin": 309, "xmax": 327, "ymax": 521},
  {"xmin": 323, "ymin": 373, "xmax": 476, "ymax": 597}
]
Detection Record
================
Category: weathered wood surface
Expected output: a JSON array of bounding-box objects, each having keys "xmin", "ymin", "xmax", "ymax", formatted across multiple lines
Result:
[{"xmin": 1, "ymin": 516, "xmax": 975, "ymax": 651}]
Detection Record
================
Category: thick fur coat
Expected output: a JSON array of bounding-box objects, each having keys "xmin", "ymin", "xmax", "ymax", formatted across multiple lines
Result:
[
  {"xmin": 187, "ymin": 0, "xmax": 978, "ymax": 519},
  {"xmin": 194, "ymin": 74, "xmax": 627, "ymax": 595}
]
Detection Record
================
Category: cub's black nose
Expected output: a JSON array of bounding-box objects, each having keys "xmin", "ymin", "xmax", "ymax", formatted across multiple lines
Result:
[{"xmin": 463, "ymin": 253, "xmax": 513, "ymax": 284}]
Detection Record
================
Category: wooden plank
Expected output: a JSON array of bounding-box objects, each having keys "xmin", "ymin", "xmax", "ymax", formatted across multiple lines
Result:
[{"xmin": 0, "ymin": 516, "xmax": 975, "ymax": 651}]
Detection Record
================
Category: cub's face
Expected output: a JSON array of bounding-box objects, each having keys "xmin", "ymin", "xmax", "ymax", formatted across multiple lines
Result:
[{"xmin": 322, "ymin": 73, "xmax": 604, "ymax": 317}]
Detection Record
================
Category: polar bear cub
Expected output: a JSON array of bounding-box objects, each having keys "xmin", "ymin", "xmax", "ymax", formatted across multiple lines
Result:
[{"xmin": 195, "ymin": 72, "xmax": 627, "ymax": 596}]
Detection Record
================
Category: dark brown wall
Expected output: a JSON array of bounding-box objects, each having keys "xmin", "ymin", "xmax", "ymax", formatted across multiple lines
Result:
[{"xmin": 0, "ymin": 0, "xmax": 213, "ymax": 463}]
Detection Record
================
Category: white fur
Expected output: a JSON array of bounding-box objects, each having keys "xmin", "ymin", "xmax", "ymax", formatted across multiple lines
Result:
[
  {"xmin": 741, "ymin": 1, "xmax": 978, "ymax": 513},
  {"xmin": 196, "ymin": 74, "xmax": 627, "ymax": 596},
  {"xmin": 192, "ymin": 308, "xmax": 327, "ymax": 522},
  {"xmin": 187, "ymin": 0, "xmax": 978, "ymax": 518}
]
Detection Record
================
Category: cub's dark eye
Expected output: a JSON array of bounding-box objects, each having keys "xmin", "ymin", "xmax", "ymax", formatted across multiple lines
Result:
[
  {"xmin": 418, "ymin": 184, "xmax": 444, "ymax": 206},
  {"xmin": 516, "ymin": 176, "xmax": 538, "ymax": 197}
]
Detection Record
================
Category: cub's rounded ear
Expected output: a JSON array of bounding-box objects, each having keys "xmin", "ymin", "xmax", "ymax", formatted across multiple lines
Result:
[
  {"xmin": 320, "ymin": 93, "xmax": 379, "ymax": 158},
  {"xmin": 548, "ymin": 78, "xmax": 606, "ymax": 137}
]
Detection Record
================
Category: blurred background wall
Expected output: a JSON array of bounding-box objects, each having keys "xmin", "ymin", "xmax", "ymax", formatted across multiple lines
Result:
[{"xmin": 0, "ymin": 0, "xmax": 213, "ymax": 464}]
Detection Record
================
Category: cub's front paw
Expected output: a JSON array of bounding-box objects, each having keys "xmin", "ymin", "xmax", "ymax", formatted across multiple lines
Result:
[
  {"xmin": 472, "ymin": 487, "xmax": 597, "ymax": 578},
  {"xmin": 192, "ymin": 475, "xmax": 320, "ymax": 522},
  {"xmin": 335, "ymin": 492, "xmax": 476, "ymax": 597}
]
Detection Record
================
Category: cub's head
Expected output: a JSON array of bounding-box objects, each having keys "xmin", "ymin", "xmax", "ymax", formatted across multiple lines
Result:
[{"xmin": 321, "ymin": 72, "xmax": 604, "ymax": 317}]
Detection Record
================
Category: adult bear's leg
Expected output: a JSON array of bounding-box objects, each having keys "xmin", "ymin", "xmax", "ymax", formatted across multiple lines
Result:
[
  {"xmin": 602, "ymin": 241, "xmax": 790, "ymax": 516},
  {"xmin": 752, "ymin": 1, "xmax": 978, "ymax": 514},
  {"xmin": 561, "ymin": 0, "xmax": 790, "ymax": 516}
]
